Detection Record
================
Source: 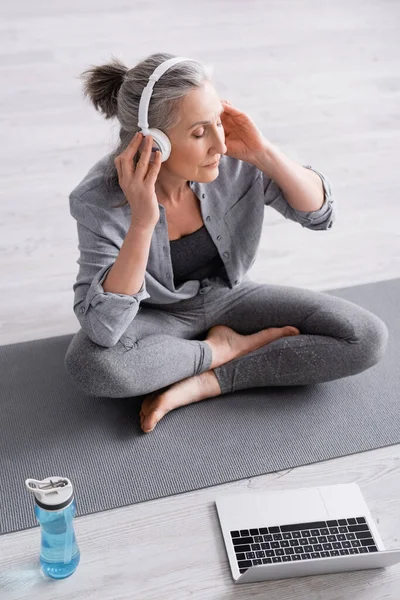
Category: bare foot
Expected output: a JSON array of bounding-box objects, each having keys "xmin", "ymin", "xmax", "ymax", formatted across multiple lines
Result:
[
  {"xmin": 139, "ymin": 370, "xmax": 222, "ymax": 433},
  {"xmin": 204, "ymin": 324, "xmax": 301, "ymax": 368},
  {"xmin": 139, "ymin": 324, "xmax": 300, "ymax": 433}
]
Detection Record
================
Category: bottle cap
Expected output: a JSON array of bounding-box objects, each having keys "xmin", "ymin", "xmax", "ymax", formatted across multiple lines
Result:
[{"xmin": 25, "ymin": 477, "xmax": 74, "ymax": 511}]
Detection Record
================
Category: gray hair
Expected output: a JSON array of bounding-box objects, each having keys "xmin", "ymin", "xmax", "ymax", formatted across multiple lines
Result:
[{"xmin": 79, "ymin": 52, "xmax": 215, "ymax": 208}]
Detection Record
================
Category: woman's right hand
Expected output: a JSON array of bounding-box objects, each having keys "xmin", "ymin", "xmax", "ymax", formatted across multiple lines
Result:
[{"xmin": 114, "ymin": 132, "xmax": 163, "ymax": 230}]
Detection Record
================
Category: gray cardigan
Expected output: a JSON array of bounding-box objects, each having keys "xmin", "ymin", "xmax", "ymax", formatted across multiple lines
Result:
[{"xmin": 69, "ymin": 154, "xmax": 335, "ymax": 347}]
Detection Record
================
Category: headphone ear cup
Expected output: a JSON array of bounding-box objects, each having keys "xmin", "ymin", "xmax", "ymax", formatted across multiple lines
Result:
[{"xmin": 146, "ymin": 128, "xmax": 171, "ymax": 163}]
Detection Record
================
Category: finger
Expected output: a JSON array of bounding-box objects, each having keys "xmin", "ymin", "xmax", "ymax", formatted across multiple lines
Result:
[
  {"xmin": 120, "ymin": 132, "xmax": 144, "ymax": 162},
  {"xmin": 222, "ymin": 100, "xmax": 240, "ymax": 113},
  {"xmin": 136, "ymin": 135, "xmax": 154, "ymax": 170},
  {"xmin": 114, "ymin": 156, "xmax": 122, "ymax": 181},
  {"xmin": 145, "ymin": 149, "xmax": 162, "ymax": 181}
]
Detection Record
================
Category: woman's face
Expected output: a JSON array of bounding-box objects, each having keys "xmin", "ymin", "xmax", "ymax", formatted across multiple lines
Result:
[{"xmin": 163, "ymin": 81, "xmax": 228, "ymax": 182}]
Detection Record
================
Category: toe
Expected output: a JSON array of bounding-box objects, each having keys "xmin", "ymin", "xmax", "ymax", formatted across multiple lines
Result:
[
  {"xmin": 142, "ymin": 417, "xmax": 156, "ymax": 433},
  {"xmin": 284, "ymin": 326, "xmax": 300, "ymax": 335},
  {"xmin": 142, "ymin": 405, "xmax": 168, "ymax": 432}
]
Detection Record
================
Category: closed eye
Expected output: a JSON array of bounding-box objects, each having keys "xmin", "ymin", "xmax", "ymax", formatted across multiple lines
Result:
[{"xmin": 193, "ymin": 122, "xmax": 223, "ymax": 139}]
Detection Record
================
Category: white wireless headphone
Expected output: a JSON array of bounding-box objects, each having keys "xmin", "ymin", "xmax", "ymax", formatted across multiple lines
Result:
[{"xmin": 137, "ymin": 56, "xmax": 198, "ymax": 163}]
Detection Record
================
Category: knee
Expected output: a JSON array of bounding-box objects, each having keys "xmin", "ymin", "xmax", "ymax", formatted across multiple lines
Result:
[
  {"xmin": 64, "ymin": 330, "xmax": 117, "ymax": 398},
  {"xmin": 353, "ymin": 312, "xmax": 389, "ymax": 369}
]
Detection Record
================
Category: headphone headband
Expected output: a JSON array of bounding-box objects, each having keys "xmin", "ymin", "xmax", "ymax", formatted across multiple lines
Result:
[{"xmin": 137, "ymin": 56, "xmax": 197, "ymax": 131}]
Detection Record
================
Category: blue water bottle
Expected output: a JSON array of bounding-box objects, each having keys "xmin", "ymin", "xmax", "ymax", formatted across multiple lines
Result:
[{"xmin": 25, "ymin": 476, "xmax": 80, "ymax": 579}]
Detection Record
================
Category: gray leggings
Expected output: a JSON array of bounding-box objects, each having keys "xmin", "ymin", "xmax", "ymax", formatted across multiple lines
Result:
[{"xmin": 64, "ymin": 275, "xmax": 389, "ymax": 399}]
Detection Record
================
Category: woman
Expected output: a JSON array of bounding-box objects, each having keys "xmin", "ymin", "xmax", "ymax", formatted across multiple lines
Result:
[{"xmin": 64, "ymin": 52, "xmax": 388, "ymax": 434}]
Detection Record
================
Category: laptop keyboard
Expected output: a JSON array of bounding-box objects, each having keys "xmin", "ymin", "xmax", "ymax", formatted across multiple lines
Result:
[{"xmin": 231, "ymin": 517, "xmax": 378, "ymax": 573}]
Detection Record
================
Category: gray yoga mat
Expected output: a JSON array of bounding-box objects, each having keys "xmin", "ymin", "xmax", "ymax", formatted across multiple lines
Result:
[{"xmin": 1, "ymin": 278, "xmax": 399, "ymax": 536}]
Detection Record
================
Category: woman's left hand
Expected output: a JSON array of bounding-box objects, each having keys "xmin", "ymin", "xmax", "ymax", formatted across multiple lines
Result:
[{"xmin": 220, "ymin": 100, "xmax": 268, "ymax": 164}]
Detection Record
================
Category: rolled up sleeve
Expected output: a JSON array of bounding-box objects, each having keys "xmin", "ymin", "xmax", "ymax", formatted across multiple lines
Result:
[
  {"xmin": 71, "ymin": 198, "xmax": 150, "ymax": 348},
  {"xmin": 263, "ymin": 165, "xmax": 336, "ymax": 231}
]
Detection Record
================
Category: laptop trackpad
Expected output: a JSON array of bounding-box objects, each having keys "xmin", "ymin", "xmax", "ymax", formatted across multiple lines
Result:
[{"xmin": 255, "ymin": 488, "xmax": 329, "ymax": 525}]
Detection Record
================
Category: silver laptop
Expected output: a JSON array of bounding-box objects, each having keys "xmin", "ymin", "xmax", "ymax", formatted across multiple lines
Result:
[{"xmin": 215, "ymin": 482, "xmax": 400, "ymax": 584}]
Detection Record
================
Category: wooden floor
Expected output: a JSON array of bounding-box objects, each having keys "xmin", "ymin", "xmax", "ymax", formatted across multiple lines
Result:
[{"xmin": 1, "ymin": 0, "xmax": 400, "ymax": 598}]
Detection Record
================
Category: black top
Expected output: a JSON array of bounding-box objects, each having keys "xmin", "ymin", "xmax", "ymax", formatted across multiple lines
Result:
[{"xmin": 169, "ymin": 225, "xmax": 227, "ymax": 286}]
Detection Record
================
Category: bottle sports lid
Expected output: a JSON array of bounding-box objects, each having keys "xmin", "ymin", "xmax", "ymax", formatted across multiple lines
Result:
[{"xmin": 25, "ymin": 477, "xmax": 74, "ymax": 510}]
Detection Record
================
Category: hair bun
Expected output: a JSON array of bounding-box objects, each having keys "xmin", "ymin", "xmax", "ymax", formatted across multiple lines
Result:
[{"xmin": 79, "ymin": 55, "xmax": 128, "ymax": 120}]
